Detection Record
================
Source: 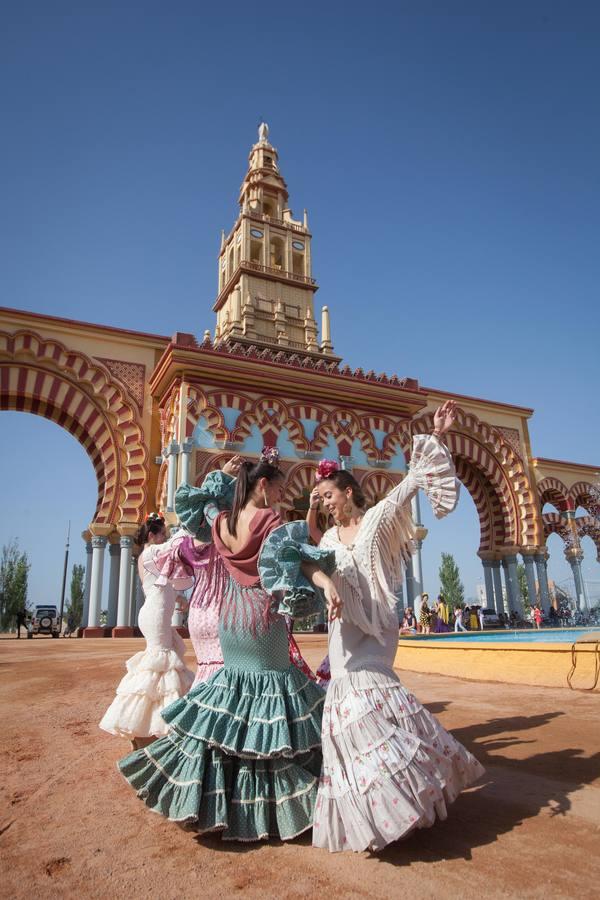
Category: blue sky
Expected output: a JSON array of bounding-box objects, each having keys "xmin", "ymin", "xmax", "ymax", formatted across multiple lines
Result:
[{"xmin": 1, "ymin": 2, "xmax": 599, "ymax": 609}]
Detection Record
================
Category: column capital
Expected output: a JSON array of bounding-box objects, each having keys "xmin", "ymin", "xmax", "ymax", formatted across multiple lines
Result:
[
  {"xmin": 565, "ymin": 547, "xmax": 584, "ymax": 562},
  {"xmin": 119, "ymin": 534, "xmax": 135, "ymax": 549},
  {"xmin": 91, "ymin": 535, "xmax": 108, "ymax": 550},
  {"xmin": 181, "ymin": 439, "xmax": 194, "ymax": 454},
  {"xmin": 164, "ymin": 440, "xmax": 180, "ymax": 457},
  {"xmin": 89, "ymin": 523, "xmax": 113, "ymax": 538},
  {"xmin": 520, "ymin": 548, "xmax": 538, "ymax": 559},
  {"xmin": 534, "ymin": 551, "xmax": 549, "ymax": 564},
  {"xmin": 501, "ymin": 554, "xmax": 518, "ymax": 566}
]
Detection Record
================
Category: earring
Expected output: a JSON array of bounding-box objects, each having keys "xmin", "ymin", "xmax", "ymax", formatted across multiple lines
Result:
[
  {"xmin": 343, "ymin": 498, "xmax": 353, "ymax": 517},
  {"xmin": 262, "ymin": 489, "xmax": 269, "ymax": 508}
]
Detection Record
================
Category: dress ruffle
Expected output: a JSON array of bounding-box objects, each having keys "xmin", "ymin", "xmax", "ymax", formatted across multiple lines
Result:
[
  {"xmin": 117, "ymin": 665, "xmax": 325, "ymax": 840},
  {"xmin": 407, "ymin": 434, "xmax": 459, "ymax": 519},
  {"xmin": 312, "ymin": 667, "xmax": 484, "ymax": 852},
  {"xmin": 119, "ymin": 740, "xmax": 321, "ymax": 841},
  {"xmin": 100, "ymin": 645, "xmax": 195, "ymax": 739},
  {"xmin": 193, "ymin": 660, "xmax": 224, "ymax": 686},
  {"xmin": 175, "ymin": 472, "xmax": 236, "ymax": 542},
  {"xmin": 161, "ymin": 665, "xmax": 324, "ymax": 758},
  {"xmin": 143, "ymin": 535, "xmax": 199, "ymax": 591},
  {"xmin": 259, "ymin": 520, "xmax": 335, "ymax": 618}
]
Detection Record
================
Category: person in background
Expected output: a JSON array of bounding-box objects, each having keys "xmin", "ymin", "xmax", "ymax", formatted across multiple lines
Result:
[
  {"xmin": 400, "ymin": 607, "xmax": 417, "ymax": 634},
  {"xmin": 419, "ymin": 594, "xmax": 432, "ymax": 634},
  {"xmin": 478, "ymin": 605, "xmax": 485, "ymax": 631},
  {"xmin": 16, "ymin": 608, "xmax": 27, "ymax": 639},
  {"xmin": 533, "ymin": 605, "xmax": 543, "ymax": 629},
  {"xmin": 454, "ymin": 606, "xmax": 467, "ymax": 632},
  {"xmin": 436, "ymin": 594, "xmax": 449, "ymax": 626},
  {"xmin": 469, "ymin": 606, "xmax": 479, "ymax": 631}
]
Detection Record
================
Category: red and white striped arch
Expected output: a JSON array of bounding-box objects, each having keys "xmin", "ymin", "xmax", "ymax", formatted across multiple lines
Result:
[
  {"xmin": 569, "ymin": 481, "xmax": 599, "ymax": 517},
  {"xmin": 538, "ymin": 477, "xmax": 573, "ymax": 513},
  {"xmin": 389, "ymin": 408, "xmax": 539, "ymax": 552},
  {"xmin": 0, "ymin": 329, "xmax": 147, "ymax": 528},
  {"xmin": 360, "ymin": 469, "xmax": 399, "ymax": 506}
]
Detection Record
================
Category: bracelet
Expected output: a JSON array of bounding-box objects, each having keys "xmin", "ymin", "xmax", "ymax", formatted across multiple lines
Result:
[{"xmin": 309, "ymin": 505, "xmax": 319, "ymax": 510}]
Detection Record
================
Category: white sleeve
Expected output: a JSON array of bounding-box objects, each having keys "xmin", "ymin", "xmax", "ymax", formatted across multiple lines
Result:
[{"xmin": 355, "ymin": 434, "xmax": 459, "ymax": 628}]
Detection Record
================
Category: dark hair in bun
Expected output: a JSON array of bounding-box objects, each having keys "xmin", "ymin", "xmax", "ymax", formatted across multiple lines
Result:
[{"xmin": 135, "ymin": 513, "xmax": 165, "ymax": 547}]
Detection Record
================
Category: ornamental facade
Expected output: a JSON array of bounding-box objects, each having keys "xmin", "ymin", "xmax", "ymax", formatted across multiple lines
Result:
[{"xmin": 1, "ymin": 125, "xmax": 598, "ymax": 634}]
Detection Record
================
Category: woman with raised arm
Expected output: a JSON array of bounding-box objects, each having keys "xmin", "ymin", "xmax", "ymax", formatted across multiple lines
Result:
[
  {"xmin": 99, "ymin": 514, "xmax": 194, "ymax": 749},
  {"xmin": 117, "ymin": 448, "xmax": 340, "ymax": 843},
  {"xmin": 262, "ymin": 401, "xmax": 484, "ymax": 852}
]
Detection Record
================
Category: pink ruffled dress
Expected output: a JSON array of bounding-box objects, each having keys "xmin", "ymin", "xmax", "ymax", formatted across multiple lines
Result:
[{"xmin": 99, "ymin": 538, "xmax": 195, "ymax": 739}]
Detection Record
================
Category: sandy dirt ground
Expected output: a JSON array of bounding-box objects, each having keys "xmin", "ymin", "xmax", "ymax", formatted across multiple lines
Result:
[{"xmin": 1, "ymin": 636, "xmax": 599, "ymax": 900}]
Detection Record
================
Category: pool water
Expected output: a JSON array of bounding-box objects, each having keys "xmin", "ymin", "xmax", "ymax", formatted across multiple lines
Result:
[{"xmin": 409, "ymin": 628, "xmax": 600, "ymax": 644}]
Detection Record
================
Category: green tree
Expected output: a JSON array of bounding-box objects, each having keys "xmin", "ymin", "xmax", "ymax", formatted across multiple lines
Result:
[
  {"xmin": 0, "ymin": 540, "xmax": 30, "ymax": 631},
  {"xmin": 516, "ymin": 563, "xmax": 530, "ymax": 611},
  {"xmin": 66, "ymin": 563, "xmax": 85, "ymax": 626},
  {"xmin": 438, "ymin": 552, "xmax": 464, "ymax": 613}
]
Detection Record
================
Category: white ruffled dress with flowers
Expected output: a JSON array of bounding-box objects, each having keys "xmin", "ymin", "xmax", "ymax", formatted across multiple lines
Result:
[
  {"xmin": 99, "ymin": 540, "xmax": 195, "ymax": 739},
  {"xmin": 312, "ymin": 434, "xmax": 485, "ymax": 853}
]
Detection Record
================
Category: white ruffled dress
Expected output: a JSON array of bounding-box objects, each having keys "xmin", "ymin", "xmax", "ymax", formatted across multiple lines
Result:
[
  {"xmin": 99, "ymin": 541, "xmax": 195, "ymax": 739},
  {"xmin": 312, "ymin": 434, "xmax": 485, "ymax": 853}
]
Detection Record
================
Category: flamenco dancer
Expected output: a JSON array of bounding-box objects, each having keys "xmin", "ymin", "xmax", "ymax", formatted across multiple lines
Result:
[
  {"xmin": 117, "ymin": 449, "xmax": 340, "ymax": 842},
  {"xmin": 99, "ymin": 514, "xmax": 194, "ymax": 749},
  {"xmin": 270, "ymin": 400, "xmax": 484, "ymax": 852}
]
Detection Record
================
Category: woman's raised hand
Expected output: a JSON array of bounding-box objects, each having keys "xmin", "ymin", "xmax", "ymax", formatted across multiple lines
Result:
[
  {"xmin": 222, "ymin": 455, "xmax": 243, "ymax": 476},
  {"xmin": 432, "ymin": 400, "xmax": 457, "ymax": 437},
  {"xmin": 309, "ymin": 487, "xmax": 320, "ymax": 511}
]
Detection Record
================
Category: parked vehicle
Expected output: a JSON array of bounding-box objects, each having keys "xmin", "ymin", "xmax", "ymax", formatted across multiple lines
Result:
[
  {"xmin": 480, "ymin": 608, "xmax": 500, "ymax": 629},
  {"xmin": 28, "ymin": 605, "xmax": 61, "ymax": 638}
]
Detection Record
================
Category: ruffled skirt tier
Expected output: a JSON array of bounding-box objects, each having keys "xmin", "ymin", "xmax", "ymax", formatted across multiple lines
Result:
[
  {"xmin": 312, "ymin": 667, "xmax": 484, "ymax": 852},
  {"xmin": 100, "ymin": 644, "xmax": 194, "ymax": 739},
  {"xmin": 118, "ymin": 664, "xmax": 325, "ymax": 841}
]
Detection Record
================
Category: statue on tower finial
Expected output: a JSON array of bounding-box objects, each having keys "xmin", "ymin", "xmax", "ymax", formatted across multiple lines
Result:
[{"xmin": 258, "ymin": 121, "xmax": 269, "ymax": 144}]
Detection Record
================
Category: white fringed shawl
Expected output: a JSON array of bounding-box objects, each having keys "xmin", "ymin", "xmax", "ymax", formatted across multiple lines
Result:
[{"xmin": 322, "ymin": 434, "xmax": 460, "ymax": 644}]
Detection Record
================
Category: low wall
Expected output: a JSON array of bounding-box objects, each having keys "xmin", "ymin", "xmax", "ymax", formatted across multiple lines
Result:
[{"xmin": 393, "ymin": 634, "xmax": 600, "ymax": 691}]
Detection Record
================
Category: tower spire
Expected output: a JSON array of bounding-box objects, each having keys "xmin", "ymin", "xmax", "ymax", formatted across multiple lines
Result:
[{"xmin": 212, "ymin": 126, "xmax": 339, "ymax": 362}]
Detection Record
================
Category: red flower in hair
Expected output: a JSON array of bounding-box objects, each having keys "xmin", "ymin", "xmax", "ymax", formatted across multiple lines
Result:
[{"xmin": 316, "ymin": 459, "xmax": 339, "ymax": 481}]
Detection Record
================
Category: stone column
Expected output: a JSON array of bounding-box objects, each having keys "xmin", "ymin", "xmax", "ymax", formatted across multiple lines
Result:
[
  {"xmin": 166, "ymin": 441, "xmax": 180, "ymax": 512},
  {"xmin": 106, "ymin": 540, "xmax": 121, "ymax": 629},
  {"xmin": 567, "ymin": 551, "xmax": 587, "ymax": 611},
  {"xmin": 491, "ymin": 561, "xmax": 505, "ymax": 615},
  {"xmin": 481, "ymin": 560, "xmax": 495, "ymax": 610},
  {"xmin": 395, "ymin": 583, "xmax": 405, "ymax": 619},
  {"xmin": 411, "ymin": 495, "xmax": 426, "ymax": 620},
  {"xmin": 534, "ymin": 552, "xmax": 551, "ymax": 614},
  {"xmin": 84, "ymin": 535, "xmax": 107, "ymax": 636},
  {"xmin": 128, "ymin": 556, "xmax": 138, "ymax": 627},
  {"xmin": 134, "ymin": 570, "xmax": 144, "ymax": 626},
  {"xmin": 81, "ymin": 534, "xmax": 93, "ymax": 630},
  {"xmin": 405, "ymin": 557, "xmax": 416, "ymax": 609},
  {"xmin": 521, "ymin": 552, "xmax": 539, "ymax": 611},
  {"xmin": 179, "ymin": 440, "xmax": 194, "ymax": 488},
  {"xmin": 113, "ymin": 535, "xmax": 134, "ymax": 636},
  {"xmin": 501, "ymin": 554, "xmax": 523, "ymax": 616}
]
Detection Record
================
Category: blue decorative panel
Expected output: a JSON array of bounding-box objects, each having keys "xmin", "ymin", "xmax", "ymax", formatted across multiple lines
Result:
[
  {"xmin": 220, "ymin": 406, "xmax": 241, "ymax": 432},
  {"xmin": 300, "ymin": 417, "xmax": 319, "ymax": 441},
  {"xmin": 193, "ymin": 416, "xmax": 216, "ymax": 448},
  {"xmin": 372, "ymin": 428, "xmax": 389, "ymax": 450}
]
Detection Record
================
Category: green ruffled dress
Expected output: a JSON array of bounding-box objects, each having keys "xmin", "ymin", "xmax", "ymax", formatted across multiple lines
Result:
[{"xmin": 118, "ymin": 474, "xmax": 333, "ymax": 842}]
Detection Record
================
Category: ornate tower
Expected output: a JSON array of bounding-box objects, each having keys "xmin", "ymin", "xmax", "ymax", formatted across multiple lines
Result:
[{"xmin": 213, "ymin": 123, "xmax": 338, "ymax": 360}]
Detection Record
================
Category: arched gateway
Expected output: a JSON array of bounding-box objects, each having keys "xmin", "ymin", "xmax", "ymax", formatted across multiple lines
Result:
[{"xmin": 1, "ymin": 125, "xmax": 598, "ymax": 633}]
